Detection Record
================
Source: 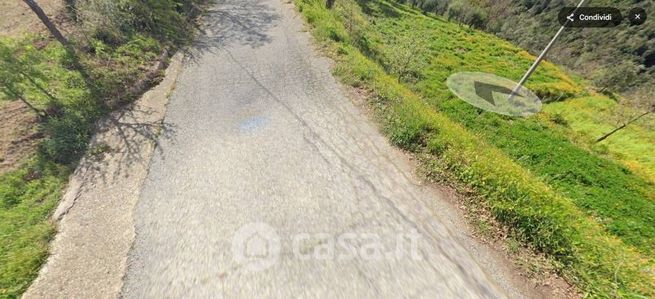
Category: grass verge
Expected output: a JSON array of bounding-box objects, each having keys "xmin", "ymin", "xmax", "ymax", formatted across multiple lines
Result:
[
  {"xmin": 349, "ymin": 0, "xmax": 655, "ymax": 258},
  {"xmin": 0, "ymin": 2, "xmax": 204, "ymax": 296},
  {"xmin": 0, "ymin": 34, "xmax": 162, "ymax": 298},
  {"xmin": 545, "ymin": 96, "xmax": 655, "ymax": 184},
  {"xmin": 294, "ymin": 0, "xmax": 654, "ymax": 296}
]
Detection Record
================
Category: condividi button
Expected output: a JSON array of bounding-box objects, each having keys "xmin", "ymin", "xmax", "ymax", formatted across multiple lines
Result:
[{"xmin": 558, "ymin": 7, "xmax": 623, "ymax": 27}]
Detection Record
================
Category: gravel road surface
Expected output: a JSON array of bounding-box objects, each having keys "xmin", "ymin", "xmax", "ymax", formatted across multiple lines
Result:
[{"xmin": 122, "ymin": 0, "xmax": 512, "ymax": 297}]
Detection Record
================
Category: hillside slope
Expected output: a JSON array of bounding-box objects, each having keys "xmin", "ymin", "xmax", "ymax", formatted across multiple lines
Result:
[
  {"xmin": 352, "ymin": 0, "xmax": 655, "ymax": 257},
  {"xmin": 399, "ymin": 0, "xmax": 654, "ymax": 94},
  {"xmin": 294, "ymin": 0, "xmax": 654, "ymax": 296}
]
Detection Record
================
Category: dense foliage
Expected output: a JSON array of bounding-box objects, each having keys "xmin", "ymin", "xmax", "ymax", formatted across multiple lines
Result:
[{"xmin": 397, "ymin": 0, "xmax": 654, "ymax": 94}]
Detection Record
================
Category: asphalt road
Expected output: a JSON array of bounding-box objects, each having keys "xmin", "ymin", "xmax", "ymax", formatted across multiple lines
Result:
[{"xmin": 122, "ymin": 0, "xmax": 510, "ymax": 297}]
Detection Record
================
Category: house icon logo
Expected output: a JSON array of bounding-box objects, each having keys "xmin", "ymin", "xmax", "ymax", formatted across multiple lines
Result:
[{"xmin": 231, "ymin": 222, "xmax": 280, "ymax": 272}]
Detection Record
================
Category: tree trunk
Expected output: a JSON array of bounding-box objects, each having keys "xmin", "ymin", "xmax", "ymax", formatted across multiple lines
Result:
[
  {"xmin": 326, "ymin": 0, "xmax": 336, "ymax": 9},
  {"xmin": 22, "ymin": 0, "xmax": 70, "ymax": 47},
  {"xmin": 595, "ymin": 110, "xmax": 652, "ymax": 143}
]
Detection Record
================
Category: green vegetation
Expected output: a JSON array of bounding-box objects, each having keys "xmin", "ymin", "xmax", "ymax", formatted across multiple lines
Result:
[
  {"xmin": 0, "ymin": 1, "xmax": 204, "ymax": 297},
  {"xmin": 546, "ymin": 96, "xmax": 655, "ymax": 184},
  {"xmin": 0, "ymin": 163, "xmax": 68, "ymax": 297},
  {"xmin": 348, "ymin": 1, "xmax": 655, "ymax": 255},
  {"xmin": 353, "ymin": 0, "xmax": 655, "ymax": 257},
  {"xmin": 295, "ymin": 0, "xmax": 654, "ymax": 296},
  {"xmin": 398, "ymin": 0, "xmax": 654, "ymax": 96}
]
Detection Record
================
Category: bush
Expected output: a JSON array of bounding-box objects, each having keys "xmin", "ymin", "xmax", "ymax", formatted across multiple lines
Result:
[
  {"xmin": 72, "ymin": 0, "xmax": 205, "ymax": 48},
  {"xmin": 39, "ymin": 113, "xmax": 93, "ymax": 165},
  {"xmin": 446, "ymin": 0, "xmax": 487, "ymax": 29},
  {"xmin": 467, "ymin": 6, "xmax": 487, "ymax": 29},
  {"xmin": 592, "ymin": 61, "xmax": 641, "ymax": 93}
]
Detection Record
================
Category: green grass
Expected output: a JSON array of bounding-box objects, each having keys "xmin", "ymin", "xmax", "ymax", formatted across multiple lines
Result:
[
  {"xmin": 0, "ymin": 163, "xmax": 68, "ymax": 298},
  {"xmin": 0, "ymin": 34, "xmax": 162, "ymax": 298},
  {"xmin": 294, "ymin": 0, "xmax": 654, "ymax": 296},
  {"xmin": 545, "ymin": 96, "xmax": 655, "ymax": 184},
  {"xmin": 350, "ymin": 0, "xmax": 655, "ymax": 257},
  {"xmin": 1, "ymin": 1, "xmax": 205, "ymax": 296}
]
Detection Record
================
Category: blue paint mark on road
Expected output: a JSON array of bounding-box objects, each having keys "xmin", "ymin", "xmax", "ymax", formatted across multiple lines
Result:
[{"xmin": 238, "ymin": 116, "xmax": 269, "ymax": 132}]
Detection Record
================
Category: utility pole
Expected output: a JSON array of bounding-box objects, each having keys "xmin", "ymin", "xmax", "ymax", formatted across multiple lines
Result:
[{"xmin": 508, "ymin": 0, "xmax": 588, "ymax": 102}]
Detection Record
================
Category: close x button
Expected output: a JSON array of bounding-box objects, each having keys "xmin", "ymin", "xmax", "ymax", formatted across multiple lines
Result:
[
  {"xmin": 628, "ymin": 8, "xmax": 647, "ymax": 26},
  {"xmin": 558, "ymin": 7, "xmax": 623, "ymax": 27}
]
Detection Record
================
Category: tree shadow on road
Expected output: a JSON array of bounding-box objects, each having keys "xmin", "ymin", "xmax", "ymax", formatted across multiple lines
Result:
[
  {"xmin": 186, "ymin": 0, "xmax": 280, "ymax": 64},
  {"xmin": 77, "ymin": 105, "xmax": 177, "ymax": 184}
]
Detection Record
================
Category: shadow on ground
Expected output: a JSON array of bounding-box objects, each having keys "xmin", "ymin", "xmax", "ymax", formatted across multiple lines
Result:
[
  {"xmin": 187, "ymin": 0, "xmax": 280, "ymax": 63},
  {"xmin": 76, "ymin": 105, "xmax": 176, "ymax": 185}
]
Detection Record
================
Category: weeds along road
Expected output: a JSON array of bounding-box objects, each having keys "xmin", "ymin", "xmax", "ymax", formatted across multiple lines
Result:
[{"xmin": 122, "ymin": 0, "xmax": 513, "ymax": 297}]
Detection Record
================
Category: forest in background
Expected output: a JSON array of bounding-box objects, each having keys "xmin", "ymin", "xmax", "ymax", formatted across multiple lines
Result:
[{"xmin": 397, "ymin": 0, "xmax": 654, "ymax": 97}]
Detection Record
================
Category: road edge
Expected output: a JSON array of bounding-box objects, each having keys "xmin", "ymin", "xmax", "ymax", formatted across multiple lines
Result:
[
  {"xmin": 23, "ymin": 52, "xmax": 185, "ymax": 298},
  {"xmin": 287, "ymin": 1, "xmax": 580, "ymax": 298}
]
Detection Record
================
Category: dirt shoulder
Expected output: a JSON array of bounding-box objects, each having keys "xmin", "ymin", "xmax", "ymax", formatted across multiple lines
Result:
[
  {"xmin": 0, "ymin": 101, "xmax": 40, "ymax": 174},
  {"xmin": 0, "ymin": 0, "xmax": 64, "ymax": 174},
  {"xmin": 0, "ymin": 0, "xmax": 64, "ymax": 38}
]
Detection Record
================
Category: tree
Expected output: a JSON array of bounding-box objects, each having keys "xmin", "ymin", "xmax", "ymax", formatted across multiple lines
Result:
[
  {"xmin": 22, "ymin": 0, "xmax": 100, "ymax": 97},
  {"xmin": 592, "ymin": 61, "xmax": 640, "ymax": 94},
  {"xmin": 596, "ymin": 91, "xmax": 654, "ymax": 143},
  {"xmin": 384, "ymin": 34, "xmax": 429, "ymax": 82},
  {"xmin": 446, "ymin": 0, "xmax": 466, "ymax": 24},
  {"xmin": 22, "ymin": 0, "xmax": 70, "ymax": 47},
  {"xmin": 445, "ymin": 0, "xmax": 488, "ymax": 29},
  {"xmin": 467, "ymin": 6, "xmax": 488, "ymax": 29},
  {"xmin": 326, "ymin": 0, "xmax": 336, "ymax": 9}
]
